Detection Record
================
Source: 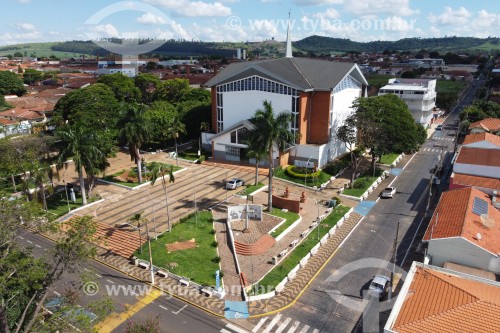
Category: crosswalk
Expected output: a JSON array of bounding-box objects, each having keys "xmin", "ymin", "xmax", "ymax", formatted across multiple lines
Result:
[
  {"xmin": 422, "ymin": 147, "xmax": 449, "ymax": 153},
  {"xmin": 432, "ymin": 136, "xmax": 454, "ymax": 142},
  {"xmin": 220, "ymin": 314, "xmax": 321, "ymax": 333}
]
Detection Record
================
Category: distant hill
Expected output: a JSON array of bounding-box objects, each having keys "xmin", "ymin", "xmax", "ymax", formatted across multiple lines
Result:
[
  {"xmin": 293, "ymin": 36, "xmax": 500, "ymax": 54},
  {"xmin": 1, "ymin": 36, "xmax": 500, "ymax": 60}
]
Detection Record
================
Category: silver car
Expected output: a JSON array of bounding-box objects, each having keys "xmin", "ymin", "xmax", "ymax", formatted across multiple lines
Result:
[
  {"xmin": 381, "ymin": 187, "xmax": 396, "ymax": 198},
  {"xmin": 368, "ymin": 275, "xmax": 390, "ymax": 299},
  {"xmin": 226, "ymin": 178, "xmax": 245, "ymax": 190}
]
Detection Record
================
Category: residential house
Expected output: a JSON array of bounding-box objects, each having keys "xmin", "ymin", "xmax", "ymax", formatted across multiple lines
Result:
[
  {"xmin": 453, "ymin": 147, "xmax": 500, "ymax": 179},
  {"xmin": 449, "ymin": 133, "xmax": 500, "ymax": 195},
  {"xmin": 423, "ymin": 187, "xmax": 500, "ymax": 273},
  {"xmin": 384, "ymin": 262, "xmax": 500, "ymax": 333},
  {"xmin": 378, "ymin": 78, "xmax": 437, "ymax": 126},
  {"xmin": 469, "ymin": 118, "xmax": 500, "ymax": 135}
]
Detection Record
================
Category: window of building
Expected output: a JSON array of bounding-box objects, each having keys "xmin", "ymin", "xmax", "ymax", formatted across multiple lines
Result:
[{"xmin": 230, "ymin": 130, "xmax": 237, "ymax": 143}]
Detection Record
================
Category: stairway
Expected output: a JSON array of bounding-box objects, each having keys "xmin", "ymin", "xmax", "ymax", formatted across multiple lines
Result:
[{"xmin": 234, "ymin": 235, "xmax": 276, "ymax": 256}]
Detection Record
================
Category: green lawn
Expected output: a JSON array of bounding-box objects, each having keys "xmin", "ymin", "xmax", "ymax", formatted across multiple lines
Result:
[
  {"xmin": 0, "ymin": 42, "xmax": 92, "ymax": 58},
  {"xmin": 436, "ymin": 80, "xmax": 468, "ymax": 94},
  {"xmin": 342, "ymin": 169, "xmax": 384, "ymax": 197},
  {"xmin": 366, "ymin": 74, "xmax": 393, "ymax": 86},
  {"xmin": 43, "ymin": 190, "xmax": 99, "ymax": 221},
  {"xmin": 100, "ymin": 163, "xmax": 181, "ymax": 188},
  {"xmin": 134, "ymin": 211, "xmax": 220, "ymax": 287},
  {"xmin": 274, "ymin": 167, "xmax": 332, "ymax": 188},
  {"xmin": 379, "ymin": 153, "xmax": 400, "ymax": 165},
  {"xmin": 253, "ymin": 205, "xmax": 350, "ymax": 291},
  {"xmin": 269, "ymin": 208, "xmax": 300, "ymax": 238},
  {"xmin": 239, "ymin": 182, "xmax": 265, "ymax": 195}
]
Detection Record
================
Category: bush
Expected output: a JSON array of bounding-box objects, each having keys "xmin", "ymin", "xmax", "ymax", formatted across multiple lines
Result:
[
  {"xmin": 285, "ymin": 165, "xmax": 321, "ymax": 180},
  {"xmin": 210, "ymin": 229, "xmax": 216, "ymax": 235},
  {"xmin": 211, "ymin": 240, "xmax": 218, "ymax": 247},
  {"xmin": 211, "ymin": 256, "xmax": 221, "ymax": 263},
  {"xmin": 196, "ymin": 155, "xmax": 206, "ymax": 164},
  {"xmin": 323, "ymin": 159, "xmax": 350, "ymax": 176}
]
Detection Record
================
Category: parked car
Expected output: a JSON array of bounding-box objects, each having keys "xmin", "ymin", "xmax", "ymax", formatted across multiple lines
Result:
[
  {"xmin": 436, "ymin": 124, "xmax": 443, "ymax": 130},
  {"xmin": 368, "ymin": 275, "xmax": 390, "ymax": 299},
  {"xmin": 381, "ymin": 187, "xmax": 396, "ymax": 198},
  {"xmin": 226, "ymin": 178, "xmax": 245, "ymax": 190}
]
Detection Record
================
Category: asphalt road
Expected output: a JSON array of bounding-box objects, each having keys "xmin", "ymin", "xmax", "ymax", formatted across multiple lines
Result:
[
  {"xmin": 259, "ymin": 81, "xmax": 482, "ymax": 333},
  {"xmin": 16, "ymin": 230, "xmax": 240, "ymax": 333}
]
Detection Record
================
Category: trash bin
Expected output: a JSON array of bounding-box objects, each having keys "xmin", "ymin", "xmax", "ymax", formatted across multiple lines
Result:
[
  {"xmin": 327, "ymin": 199, "xmax": 337, "ymax": 208},
  {"xmin": 130, "ymin": 256, "xmax": 139, "ymax": 265}
]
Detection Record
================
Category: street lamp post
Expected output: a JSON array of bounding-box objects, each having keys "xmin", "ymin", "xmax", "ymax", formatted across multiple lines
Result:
[
  {"xmin": 193, "ymin": 171, "xmax": 198, "ymax": 227},
  {"xmin": 389, "ymin": 221, "xmax": 400, "ymax": 301},
  {"xmin": 63, "ymin": 180, "xmax": 71, "ymax": 213},
  {"xmin": 315, "ymin": 198, "xmax": 321, "ymax": 240},
  {"xmin": 144, "ymin": 218, "xmax": 155, "ymax": 284}
]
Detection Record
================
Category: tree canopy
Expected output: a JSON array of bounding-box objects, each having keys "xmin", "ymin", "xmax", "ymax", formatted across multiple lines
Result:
[
  {"xmin": 0, "ymin": 71, "xmax": 26, "ymax": 96},
  {"xmin": 97, "ymin": 72, "xmax": 142, "ymax": 103},
  {"xmin": 350, "ymin": 94, "xmax": 426, "ymax": 170}
]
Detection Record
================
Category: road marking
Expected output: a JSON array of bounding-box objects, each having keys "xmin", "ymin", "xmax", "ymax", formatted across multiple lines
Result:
[
  {"xmin": 19, "ymin": 236, "xmax": 24, "ymax": 240},
  {"xmin": 262, "ymin": 314, "xmax": 281, "ymax": 333},
  {"xmin": 275, "ymin": 317, "xmax": 291, "ymax": 333},
  {"xmin": 27, "ymin": 240, "xmax": 33, "ymax": 244},
  {"xmin": 226, "ymin": 323, "xmax": 249, "ymax": 333},
  {"xmin": 311, "ymin": 330, "xmax": 319, "ymax": 333},
  {"xmin": 96, "ymin": 274, "xmax": 102, "ymax": 278},
  {"xmin": 159, "ymin": 305, "xmax": 168, "ymax": 311},
  {"xmin": 252, "ymin": 317, "xmax": 268, "ymax": 332},
  {"xmin": 106, "ymin": 279, "xmax": 114, "ymax": 284},
  {"xmin": 95, "ymin": 289, "xmax": 163, "ymax": 333},
  {"xmin": 172, "ymin": 304, "xmax": 187, "ymax": 315},
  {"xmin": 287, "ymin": 321, "xmax": 301, "ymax": 333},
  {"xmin": 53, "ymin": 291, "xmax": 61, "ymax": 296},
  {"xmin": 220, "ymin": 330, "xmax": 232, "ymax": 333},
  {"xmin": 35, "ymin": 244, "xmax": 41, "ymax": 248},
  {"xmin": 298, "ymin": 325, "xmax": 310, "ymax": 333},
  {"xmin": 84, "ymin": 268, "xmax": 90, "ymax": 272}
]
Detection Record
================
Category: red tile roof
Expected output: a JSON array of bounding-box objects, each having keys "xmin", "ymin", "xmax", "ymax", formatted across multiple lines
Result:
[
  {"xmin": 469, "ymin": 118, "xmax": 500, "ymax": 132},
  {"xmin": 0, "ymin": 108, "xmax": 45, "ymax": 120},
  {"xmin": 463, "ymin": 132, "xmax": 500, "ymax": 147},
  {"xmin": 0, "ymin": 118, "xmax": 16, "ymax": 125},
  {"xmin": 392, "ymin": 265, "xmax": 500, "ymax": 333},
  {"xmin": 456, "ymin": 147, "xmax": 500, "ymax": 167},
  {"xmin": 423, "ymin": 187, "xmax": 500, "ymax": 255},
  {"xmin": 452, "ymin": 173, "xmax": 500, "ymax": 190}
]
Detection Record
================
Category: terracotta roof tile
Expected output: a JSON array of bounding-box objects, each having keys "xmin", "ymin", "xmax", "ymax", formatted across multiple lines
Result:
[
  {"xmin": 452, "ymin": 173, "xmax": 500, "ymax": 190},
  {"xmin": 0, "ymin": 118, "xmax": 16, "ymax": 125},
  {"xmin": 463, "ymin": 132, "xmax": 500, "ymax": 147},
  {"xmin": 469, "ymin": 118, "xmax": 500, "ymax": 132},
  {"xmin": 392, "ymin": 266, "xmax": 500, "ymax": 333},
  {"xmin": 423, "ymin": 187, "xmax": 500, "ymax": 255},
  {"xmin": 456, "ymin": 147, "xmax": 500, "ymax": 167}
]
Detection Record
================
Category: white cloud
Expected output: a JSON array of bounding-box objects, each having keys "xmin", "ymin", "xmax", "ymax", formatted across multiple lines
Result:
[
  {"xmin": 471, "ymin": 10, "xmax": 500, "ymax": 30},
  {"xmin": 293, "ymin": 0, "xmax": 343, "ymax": 5},
  {"xmin": 428, "ymin": 7, "xmax": 471, "ymax": 26},
  {"xmin": 313, "ymin": 8, "xmax": 340, "ymax": 19},
  {"xmin": 143, "ymin": 0, "xmax": 231, "ymax": 17},
  {"xmin": 344, "ymin": 0, "xmax": 418, "ymax": 17},
  {"xmin": 17, "ymin": 23, "xmax": 36, "ymax": 31},
  {"xmin": 90, "ymin": 24, "xmax": 120, "ymax": 38},
  {"xmin": 17, "ymin": 0, "xmax": 30, "ymax": 3},
  {"xmin": 137, "ymin": 13, "xmax": 167, "ymax": 24}
]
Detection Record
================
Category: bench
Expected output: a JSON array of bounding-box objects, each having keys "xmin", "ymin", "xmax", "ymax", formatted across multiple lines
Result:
[
  {"xmin": 201, "ymin": 287, "xmax": 213, "ymax": 297},
  {"xmin": 138, "ymin": 262, "xmax": 149, "ymax": 269},
  {"xmin": 290, "ymin": 239, "xmax": 299, "ymax": 247},
  {"xmin": 300, "ymin": 230, "xmax": 309, "ymax": 238},
  {"xmin": 279, "ymin": 249, "xmax": 288, "ymax": 257},
  {"xmin": 157, "ymin": 270, "xmax": 168, "ymax": 278},
  {"xmin": 179, "ymin": 278, "xmax": 190, "ymax": 287}
]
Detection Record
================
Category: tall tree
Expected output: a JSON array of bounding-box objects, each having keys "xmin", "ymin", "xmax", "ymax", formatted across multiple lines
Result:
[
  {"xmin": 134, "ymin": 73, "xmax": 161, "ymax": 105},
  {"xmin": 118, "ymin": 104, "xmax": 151, "ymax": 184},
  {"xmin": 97, "ymin": 72, "xmax": 141, "ymax": 103},
  {"xmin": 56, "ymin": 125, "xmax": 105, "ymax": 205},
  {"xmin": 248, "ymin": 101, "xmax": 295, "ymax": 211},
  {"xmin": 149, "ymin": 163, "xmax": 175, "ymax": 232},
  {"xmin": 0, "ymin": 71, "xmax": 26, "ymax": 96},
  {"xmin": 336, "ymin": 117, "xmax": 363, "ymax": 187}
]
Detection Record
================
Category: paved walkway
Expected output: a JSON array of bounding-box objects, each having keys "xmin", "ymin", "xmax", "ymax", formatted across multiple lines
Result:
[{"xmin": 44, "ymin": 149, "xmax": 413, "ymax": 319}]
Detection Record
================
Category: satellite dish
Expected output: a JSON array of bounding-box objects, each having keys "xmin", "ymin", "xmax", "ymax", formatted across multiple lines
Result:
[{"xmin": 477, "ymin": 233, "xmax": 482, "ymax": 241}]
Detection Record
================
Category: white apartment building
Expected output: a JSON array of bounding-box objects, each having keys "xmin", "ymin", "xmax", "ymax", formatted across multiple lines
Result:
[{"xmin": 378, "ymin": 78, "xmax": 437, "ymax": 126}]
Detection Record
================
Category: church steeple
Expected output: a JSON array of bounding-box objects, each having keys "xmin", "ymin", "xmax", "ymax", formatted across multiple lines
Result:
[{"xmin": 285, "ymin": 10, "xmax": 293, "ymax": 58}]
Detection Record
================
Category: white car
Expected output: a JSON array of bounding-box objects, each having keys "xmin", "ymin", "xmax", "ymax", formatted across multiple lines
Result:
[
  {"xmin": 368, "ymin": 275, "xmax": 390, "ymax": 299},
  {"xmin": 226, "ymin": 178, "xmax": 245, "ymax": 190},
  {"xmin": 381, "ymin": 187, "xmax": 396, "ymax": 198}
]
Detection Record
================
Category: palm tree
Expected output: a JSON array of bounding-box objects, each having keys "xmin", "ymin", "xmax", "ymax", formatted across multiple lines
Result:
[
  {"xmin": 150, "ymin": 163, "xmax": 175, "ymax": 232},
  {"xmin": 248, "ymin": 101, "xmax": 295, "ymax": 211},
  {"xmin": 31, "ymin": 163, "xmax": 57, "ymax": 212},
  {"xmin": 246, "ymin": 147, "xmax": 267, "ymax": 186},
  {"xmin": 56, "ymin": 125, "xmax": 104, "ymax": 205},
  {"xmin": 129, "ymin": 212, "xmax": 144, "ymax": 254},
  {"xmin": 118, "ymin": 104, "xmax": 151, "ymax": 184},
  {"xmin": 166, "ymin": 115, "xmax": 186, "ymax": 169}
]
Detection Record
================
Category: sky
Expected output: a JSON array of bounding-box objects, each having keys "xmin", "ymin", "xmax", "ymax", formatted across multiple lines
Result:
[{"xmin": 2, "ymin": 0, "xmax": 500, "ymax": 46}]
